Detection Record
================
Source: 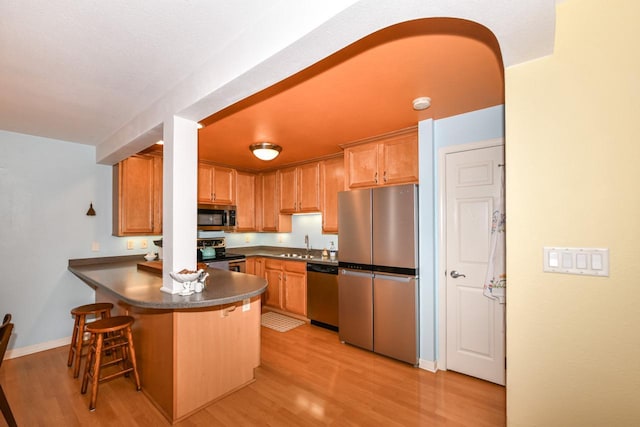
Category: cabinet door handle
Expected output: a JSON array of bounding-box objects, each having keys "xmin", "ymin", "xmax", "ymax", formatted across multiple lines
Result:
[
  {"xmin": 383, "ymin": 171, "xmax": 387, "ymax": 183},
  {"xmin": 374, "ymin": 172, "xmax": 378, "ymax": 184}
]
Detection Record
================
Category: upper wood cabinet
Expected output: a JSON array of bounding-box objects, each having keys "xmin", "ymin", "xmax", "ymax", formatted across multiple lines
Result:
[
  {"xmin": 198, "ymin": 162, "xmax": 235, "ymax": 205},
  {"xmin": 344, "ymin": 127, "xmax": 418, "ymax": 189},
  {"xmin": 259, "ymin": 171, "xmax": 292, "ymax": 232},
  {"xmin": 235, "ymin": 171, "xmax": 256, "ymax": 231},
  {"xmin": 113, "ymin": 154, "xmax": 162, "ymax": 236},
  {"xmin": 320, "ymin": 156, "xmax": 344, "ymax": 234},
  {"xmin": 279, "ymin": 162, "xmax": 321, "ymax": 214}
]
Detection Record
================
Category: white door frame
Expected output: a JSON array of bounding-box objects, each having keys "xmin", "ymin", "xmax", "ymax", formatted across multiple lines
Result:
[{"xmin": 437, "ymin": 137, "xmax": 504, "ymax": 370}]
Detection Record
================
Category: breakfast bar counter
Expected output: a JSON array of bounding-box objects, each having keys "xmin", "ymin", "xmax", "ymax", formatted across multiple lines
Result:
[{"xmin": 68, "ymin": 256, "xmax": 267, "ymax": 424}]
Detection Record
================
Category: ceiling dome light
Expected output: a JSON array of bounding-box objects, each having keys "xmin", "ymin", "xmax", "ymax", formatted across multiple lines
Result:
[
  {"xmin": 412, "ymin": 96, "xmax": 431, "ymax": 111},
  {"xmin": 250, "ymin": 142, "xmax": 282, "ymax": 161}
]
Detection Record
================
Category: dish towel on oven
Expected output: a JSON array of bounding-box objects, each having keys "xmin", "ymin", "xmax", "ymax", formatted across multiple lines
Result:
[{"xmin": 483, "ymin": 165, "xmax": 506, "ymax": 303}]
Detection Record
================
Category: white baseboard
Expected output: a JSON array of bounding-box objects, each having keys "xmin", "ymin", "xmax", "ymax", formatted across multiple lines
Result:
[
  {"xmin": 418, "ymin": 358, "xmax": 438, "ymax": 372},
  {"xmin": 5, "ymin": 336, "xmax": 70, "ymax": 360}
]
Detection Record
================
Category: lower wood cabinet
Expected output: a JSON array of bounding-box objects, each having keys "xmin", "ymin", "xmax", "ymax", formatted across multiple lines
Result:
[
  {"xmin": 282, "ymin": 261, "xmax": 307, "ymax": 316},
  {"xmin": 264, "ymin": 259, "xmax": 283, "ymax": 308},
  {"xmin": 262, "ymin": 258, "xmax": 307, "ymax": 317}
]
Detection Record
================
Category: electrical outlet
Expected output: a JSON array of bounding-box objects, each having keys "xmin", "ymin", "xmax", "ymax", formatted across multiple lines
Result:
[
  {"xmin": 140, "ymin": 240, "xmax": 148, "ymax": 249},
  {"xmin": 127, "ymin": 240, "xmax": 134, "ymax": 250},
  {"xmin": 242, "ymin": 298, "xmax": 250, "ymax": 312},
  {"xmin": 244, "ymin": 235, "xmax": 250, "ymax": 243},
  {"xmin": 91, "ymin": 241, "xmax": 100, "ymax": 252}
]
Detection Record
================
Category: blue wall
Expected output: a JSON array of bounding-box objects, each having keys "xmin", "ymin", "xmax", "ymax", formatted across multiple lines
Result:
[{"xmin": 418, "ymin": 105, "xmax": 504, "ymax": 363}]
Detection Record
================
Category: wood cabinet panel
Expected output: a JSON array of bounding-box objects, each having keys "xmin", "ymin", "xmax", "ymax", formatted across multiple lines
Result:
[
  {"xmin": 345, "ymin": 143, "xmax": 379, "ymax": 189},
  {"xmin": 198, "ymin": 162, "xmax": 235, "ymax": 204},
  {"xmin": 113, "ymin": 154, "xmax": 162, "ymax": 236},
  {"xmin": 320, "ymin": 156, "xmax": 344, "ymax": 234},
  {"xmin": 213, "ymin": 166, "xmax": 235, "ymax": 204},
  {"xmin": 235, "ymin": 171, "xmax": 256, "ymax": 231},
  {"xmin": 344, "ymin": 127, "xmax": 418, "ymax": 189},
  {"xmin": 197, "ymin": 163, "xmax": 214, "ymax": 203},
  {"xmin": 380, "ymin": 133, "xmax": 419, "ymax": 185},
  {"xmin": 260, "ymin": 171, "xmax": 291, "ymax": 232},
  {"xmin": 297, "ymin": 162, "xmax": 321, "ymax": 212},
  {"xmin": 279, "ymin": 162, "xmax": 320, "ymax": 213},
  {"xmin": 264, "ymin": 259, "xmax": 283, "ymax": 308},
  {"xmin": 283, "ymin": 268, "xmax": 306, "ymax": 316},
  {"xmin": 263, "ymin": 259, "xmax": 307, "ymax": 316},
  {"xmin": 278, "ymin": 167, "xmax": 298, "ymax": 213},
  {"xmin": 260, "ymin": 171, "xmax": 278, "ymax": 231}
]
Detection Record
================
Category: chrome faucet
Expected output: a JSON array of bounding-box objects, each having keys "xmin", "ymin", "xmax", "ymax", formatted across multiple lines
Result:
[{"xmin": 304, "ymin": 234, "xmax": 310, "ymax": 255}]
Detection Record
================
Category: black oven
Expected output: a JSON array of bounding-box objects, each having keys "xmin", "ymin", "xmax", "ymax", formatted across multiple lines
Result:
[{"xmin": 197, "ymin": 205, "xmax": 236, "ymax": 231}]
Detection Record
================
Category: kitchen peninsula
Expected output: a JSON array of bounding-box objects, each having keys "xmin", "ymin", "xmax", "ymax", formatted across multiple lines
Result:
[{"xmin": 68, "ymin": 256, "xmax": 267, "ymax": 424}]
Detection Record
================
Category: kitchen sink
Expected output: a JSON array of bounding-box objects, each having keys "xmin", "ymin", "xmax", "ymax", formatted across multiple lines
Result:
[{"xmin": 280, "ymin": 253, "xmax": 314, "ymax": 259}]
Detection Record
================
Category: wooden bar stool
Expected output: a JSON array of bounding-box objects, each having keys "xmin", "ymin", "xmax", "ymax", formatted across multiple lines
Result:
[
  {"xmin": 1, "ymin": 314, "xmax": 17, "ymax": 427},
  {"xmin": 81, "ymin": 316, "xmax": 141, "ymax": 411},
  {"xmin": 67, "ymin": 303, "xmax": 113, "ymax": 378}
]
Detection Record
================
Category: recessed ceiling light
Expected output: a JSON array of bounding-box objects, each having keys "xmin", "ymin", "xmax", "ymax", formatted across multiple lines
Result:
[{"xmin": 412, "ymin": 97, "xmax": 431, "ymax": 111}]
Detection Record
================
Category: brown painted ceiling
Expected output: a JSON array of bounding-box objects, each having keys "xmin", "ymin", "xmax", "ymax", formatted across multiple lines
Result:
[{"xmin": 197, "ymin": 18, "xmax": 504, "ymax": 172}]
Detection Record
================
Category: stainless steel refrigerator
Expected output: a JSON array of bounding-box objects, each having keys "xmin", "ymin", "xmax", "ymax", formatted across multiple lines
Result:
[{"xmin": 338, "ymin": 184, "xmax": 419, "ymax": 365}]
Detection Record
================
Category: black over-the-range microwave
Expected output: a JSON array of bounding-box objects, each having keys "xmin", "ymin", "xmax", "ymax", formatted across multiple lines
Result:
[{"xmin": 197, "ymin": 205, "xmax": 236, "ymax": 231}]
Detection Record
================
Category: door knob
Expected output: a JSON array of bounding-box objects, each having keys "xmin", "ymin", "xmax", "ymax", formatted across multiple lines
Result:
[{"xmin": 450, "ymin": 270, "xmax": 466, "ymax": 278}]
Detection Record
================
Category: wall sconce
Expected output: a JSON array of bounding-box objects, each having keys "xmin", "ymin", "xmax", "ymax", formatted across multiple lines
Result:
[
  {"xmin": 86, "ymin": 202, "xmax": 96, "ymax": 216},
  {"xmin": 250, "ymin": 142, "xmax": 282, "ymax": 161}
]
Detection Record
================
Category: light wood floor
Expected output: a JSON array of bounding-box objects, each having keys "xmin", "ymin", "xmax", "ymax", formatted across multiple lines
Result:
[{"xmin": 0, "ymin": 322, "xmax": 505, "ymax": 426}]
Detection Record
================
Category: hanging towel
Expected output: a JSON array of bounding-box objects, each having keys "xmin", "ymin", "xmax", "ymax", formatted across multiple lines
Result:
[{"xmin": 483, "ymin": 165, "xmax": 506, "ymax": 303}]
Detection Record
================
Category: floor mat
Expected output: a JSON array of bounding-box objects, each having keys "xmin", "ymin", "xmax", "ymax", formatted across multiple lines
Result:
[{"xmin": 261, "ymin": 311, "xmax": 306, "ymax": 332}]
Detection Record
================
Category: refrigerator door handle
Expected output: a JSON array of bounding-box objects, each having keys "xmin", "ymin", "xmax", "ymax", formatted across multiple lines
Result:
[
  {"xmin": 374, "ymin": 272, "xmax": 415, "ymax": 282},
  {"xmin": 340, "ymin": 269, "xmax": 372, "ymax": 279}
]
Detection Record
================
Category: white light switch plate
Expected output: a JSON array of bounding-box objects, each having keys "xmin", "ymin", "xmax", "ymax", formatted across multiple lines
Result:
[{"xmin": 543, "ymin": 247, "xmax": 609, "ymax": 277}]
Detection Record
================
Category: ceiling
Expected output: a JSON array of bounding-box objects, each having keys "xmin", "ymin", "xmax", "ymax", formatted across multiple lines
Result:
[
  {"xmin": 0, "ymin": 1, "xmax": 555, "ymax": 167},
  {"xmin": 198, "ymin": 18, "xmax": 504, "ymax": 171}
]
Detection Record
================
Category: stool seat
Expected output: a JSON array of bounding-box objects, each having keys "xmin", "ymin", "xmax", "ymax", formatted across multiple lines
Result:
[
  {"xmin": 67, "ymin": 303, "xmax": 113, "ymax": 378},
  {"xmin": 85, "ymin": 316, "xmax": 134, "ymax": 334},
  {"xmin": 81, "ymin": 315, "xmax": 141, "ymax": 411},
  {"xmin": 71, "ymin": 303, "xmax": 114, "ymax": 316}
]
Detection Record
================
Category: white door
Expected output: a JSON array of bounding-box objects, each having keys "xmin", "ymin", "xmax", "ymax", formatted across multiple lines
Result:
[{"xmin": 445, "ymin": 145, "xmax": 505, "ymax": 385}]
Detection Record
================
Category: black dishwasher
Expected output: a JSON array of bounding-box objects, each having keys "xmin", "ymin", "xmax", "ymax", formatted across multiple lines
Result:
[{"xmin": 306, "ymin": 263, "xmax": 339, "ymax": 331}]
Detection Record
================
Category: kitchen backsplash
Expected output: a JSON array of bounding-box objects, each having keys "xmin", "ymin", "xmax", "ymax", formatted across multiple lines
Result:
[{"xmin": 198, "ymin": 213, "xmax": 338, "ymax": 251}]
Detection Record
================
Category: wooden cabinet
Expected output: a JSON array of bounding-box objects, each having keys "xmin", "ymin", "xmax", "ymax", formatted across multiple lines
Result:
[
  {"xmin": 279, "ymin": 162, "xmax": 321, "ymax": 214},
  {"xmin": 282, "ymin": 261, "xmax": 307, "ymax": 316},
  {"xmin": 320, "ymin": 156, "xmax": 344, "ymax": 233},
  {"xmin": 245, "ymin": 257, "xmax": 256, "ymax": 275},
  {"xmin": 259, "ymin": 171, "xmax": 291, "ymax": 232},
  {"xmin": 198, "ymin": 162, "xmax": 235, "ymax": 204},
  {"xmin": 264, "ymin": 259, "xmax": 283, "ymax": 308},
  {"xmin": 235, "ymin": 171, "xmax": 256, "ymax": 231},
  {"xmin": 113, "ymin": 154, "xmax": 162, "ymax": 236},
  {"xmin": 344, "ymin": 127, "xmax": 418, "ymax": 189},
  {"xmin": 263, "ymin": 259, "xmax": 307, "ymax": 317}
]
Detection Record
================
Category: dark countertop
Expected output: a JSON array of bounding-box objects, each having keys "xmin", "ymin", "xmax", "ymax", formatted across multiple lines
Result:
[
  {"xmin": 227, "ymin": 245, "xmax": 339, "ymax": 266},
  {"xmin": 68, "ymin": 256, "xmax": 267, "ymax": 310}
]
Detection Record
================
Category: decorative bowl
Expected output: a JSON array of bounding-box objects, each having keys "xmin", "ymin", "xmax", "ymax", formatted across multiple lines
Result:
[
  {"xmin": 169, "ymin": 270, "xmax": 202, "ymax": 283},
  {"xmin": 144, "ymin": 253, "xmax": 156, "ymax": 261}
]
